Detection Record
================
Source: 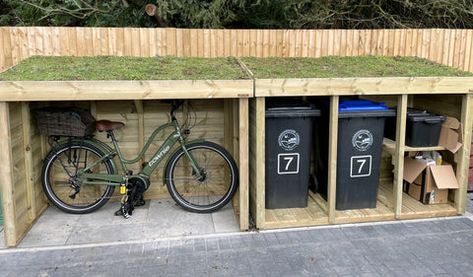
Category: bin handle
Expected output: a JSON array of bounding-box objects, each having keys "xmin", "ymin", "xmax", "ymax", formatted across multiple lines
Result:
[{"xmin": 424, "ymin": 118, "xmax": 441, "ymax": 124}]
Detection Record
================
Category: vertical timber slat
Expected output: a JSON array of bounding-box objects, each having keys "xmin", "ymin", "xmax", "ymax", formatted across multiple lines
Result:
[
  {"xmin": 0, "ymin": 102, "xmax": 16, "ymax": 246},
  {"xmin": 239, "ymin": 98, "xmax": 249, "ymax": 230},
  {"xmin": 255, "ymin": 98, "xmax": 265, "ymax": 228},
  {"xmin": 393, "ymin": 94, "xmax": 407, "ymax": 218},
  {"xmin": 328, "ymin": 96, "xmax": 339, "ymax": 224},
  {"xmin": 21, "ymin": 102, "xmax": 36, "ymax": 221},
  {"xmin": 455, "ymin": 94, "xmax": 473, "ymax": 214}
]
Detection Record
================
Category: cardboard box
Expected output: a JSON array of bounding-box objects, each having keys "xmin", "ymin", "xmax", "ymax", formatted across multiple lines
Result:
[
  {"xmin": 403, "ymin": 157, "xmax": 459, "ymax": 204},
  {"xmin": 438, "ymin": 117, "xmax": 463, "ymax": 153}
]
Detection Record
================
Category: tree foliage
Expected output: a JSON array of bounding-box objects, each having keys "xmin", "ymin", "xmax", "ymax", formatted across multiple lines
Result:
[
  {"xmin": 0, "ymin": 0, "xmax": 155, "ymax": 26},
  {"xmin": 1, "ymin": 0, "xmax": 473, "ymax": 28}
]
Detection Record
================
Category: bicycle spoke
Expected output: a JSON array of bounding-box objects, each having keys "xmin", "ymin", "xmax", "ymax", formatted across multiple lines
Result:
[
  {"xmin": 49, "ymin": 146, "xmax": 110, "ymax": 208},
  {"xmin": 169, "ymin": 146, "xmax": 233, "ymax": 208}
]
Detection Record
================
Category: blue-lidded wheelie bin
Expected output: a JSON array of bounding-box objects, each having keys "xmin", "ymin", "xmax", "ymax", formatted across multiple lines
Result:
[{"xmin": 315, "ymin": 100, "xmax": 395, "ymax": 210}]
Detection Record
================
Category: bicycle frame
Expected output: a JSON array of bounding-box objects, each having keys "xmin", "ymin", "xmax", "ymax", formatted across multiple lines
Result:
[{"xmin": 76, "ymin": 119, "xmax": 203, "ymax": 186}]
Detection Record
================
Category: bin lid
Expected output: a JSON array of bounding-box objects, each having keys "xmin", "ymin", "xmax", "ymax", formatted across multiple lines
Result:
[
  {"xmin": 408, "ymin": 114, "xmax": 446, "ymax": 123},
  {"xmin": 407, "ymin": 108, "xmax": 428, "ymax": 116},
  {"xmin": 404, "ymin": 107, "xmax": 446, "ymax": 123},
  {"xmin": 339, "ymin": 100, "xmax": 395, "ymax": 118},
  {"xmin": 266, "ymin": 99, "xmax": 321, "ymax": 118}
]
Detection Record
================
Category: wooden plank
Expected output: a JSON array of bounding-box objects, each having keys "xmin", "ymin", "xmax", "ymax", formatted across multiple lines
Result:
[
  {"xmin": 328, "ymin": 96, "xmax": 338, "ymax": 224},
  {"xmin": 254, "ymin": 77, "xmax": 473, "ymax": 97},
  {"xmin": 140, "ymin": 28, "xmax": 151, "ymax": 57},
  {"xmin": 0, "ymin": 80, "xmax": 254, "ymax": 101},
  {"xmin": 263, "ymin": 192, "xmax": 329, "ymax": 229},
  {"xmin": 455, "ymin": 94, "xmax": 473, "ymax": 214},
  {"xmin": 155, "ymin": 28, "xmax": 164, "ymax": 56},
  {"xmin": 21, "ymin": 102, "xmax": 36, "ymax": 221},
  {"xmin": 383, "ymin": 138, "xmax": 445, "ymax": 155},
  {"xmin": 334, "ymin": 182, "xmax": 395, "ymax": 224},
  {"xmin": 165, "ymin": 28, "xmax": 176, "ymax": 56},
  {"xmin": 469, "ymin": 30, "xmax": 473, "ymax": 72},
  {"xmin": 9, "ymin": 28, "xmax": 21, "ymax": 65},
  {"xmin": 400, "ymin": 192, "xmax": 457, "ymax": 219},
  {"xmin": 464, "ymin": 30, "xmax": 472, "ymax": 72},
  {"xmin": 238, "ymin": 98, "xmax": 249, "ymax": 230},
  {"xmin": 252, "ymin": 98, "xmax": 266, "ymax": 226},
  {"xmin": 1, "ymin": 27, "xmax": 14, "ymax": 71},
  {"xmin": 271, "ymin": 30, "xmax": 279, "ymax": 57},
  {"xmin": 393, "ymin": 94, "xmax": 407, "ymax": 218},
  {"xmin": 0, "ymin": 102, "xmax": 17, "ymax": 246},
  {"xmin": 249, "ymin": 29, "xmax": 257, "ymax": 57}
]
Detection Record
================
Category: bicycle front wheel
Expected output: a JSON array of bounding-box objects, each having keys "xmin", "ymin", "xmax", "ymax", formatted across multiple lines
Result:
[
  {"xmin": 41, "ymin": 140, "xmax": 116, "ymax": 214},
  {"xmin": 164, "ymin": 141, "xmax": 239, "ymax": 213}
]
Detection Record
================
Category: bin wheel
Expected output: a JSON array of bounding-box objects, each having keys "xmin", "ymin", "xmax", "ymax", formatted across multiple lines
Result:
[{"xmin": 309, "ymin": 174, "xmax": 319, "ymax": 193}]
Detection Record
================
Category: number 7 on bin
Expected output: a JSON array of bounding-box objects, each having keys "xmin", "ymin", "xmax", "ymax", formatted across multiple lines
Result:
[{"xmin": 350, "ymin": 155, "xmax": 372, "ymax": 178}]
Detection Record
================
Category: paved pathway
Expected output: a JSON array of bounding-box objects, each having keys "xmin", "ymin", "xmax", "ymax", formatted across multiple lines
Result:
[{"xmin": 1, "ymin": 216, "xmax": 473, "ymax": 277}]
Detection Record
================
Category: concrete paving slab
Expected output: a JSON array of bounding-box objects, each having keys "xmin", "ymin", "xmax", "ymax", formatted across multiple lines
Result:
[
  {"xmin": 211, "ymin": 203, "xmax": 239, "ymax": 232},
  {"xmin": 142, "ymin": 199, "xmax": 216, "ymax": 238},
  {"xmin": 15, "ymin": 198, "xmax": 238, "ymax": 248}
]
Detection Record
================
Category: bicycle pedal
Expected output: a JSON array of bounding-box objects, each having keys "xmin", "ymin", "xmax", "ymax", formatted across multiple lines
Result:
[
  {"xmin": 114, "ymin": 209, "xmax": 123, "ymax": 217},
  {"xmin": 135, "ymin": 199, "xmax": 146, "ymax": 207}
]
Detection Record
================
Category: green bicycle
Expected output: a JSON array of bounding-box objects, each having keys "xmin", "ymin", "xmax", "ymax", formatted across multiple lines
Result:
[{"xmin": 40, "ymin": 100, "xmax": 239, "ymax": 217}]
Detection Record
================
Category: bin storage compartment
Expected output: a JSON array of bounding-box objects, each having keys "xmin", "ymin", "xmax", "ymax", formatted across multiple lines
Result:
[
  {"xmin": 385, "ymin": 108, "xmax": 446, "ymax": 147},
  {"xmin": 316, "ymin": 100, "xmax": 395, "ymax": 210},
  {"xmin": 265, "ymin": 99, "xmax": 320, "ymax": 209}
]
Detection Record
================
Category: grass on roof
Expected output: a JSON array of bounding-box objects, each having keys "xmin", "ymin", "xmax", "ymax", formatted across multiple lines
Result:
[
  {"xmin": 241, "ymin": 56, "xmax": 473, "ymax": 78},
  {"xmin": 1, "ymin": 55, "xmax": 471, "ymax": 81},
  {"xmin": 0, "ymin": 56, "xmax": 249, "ymax": 81}
]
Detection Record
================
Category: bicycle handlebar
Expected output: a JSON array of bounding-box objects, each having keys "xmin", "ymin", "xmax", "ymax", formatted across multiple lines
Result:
[{"xmin": 169, "ymin": 100, "xmax": 185, "ymax": 119}]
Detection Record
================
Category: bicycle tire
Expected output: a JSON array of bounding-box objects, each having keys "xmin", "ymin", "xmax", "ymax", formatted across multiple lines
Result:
[
  {"xmin": 41, "ymin": 140, "xmax": 116, "ymax": 214},
  {"xmin": 164, "ymin": 141, "xmax": 239, "ymax": 213}
]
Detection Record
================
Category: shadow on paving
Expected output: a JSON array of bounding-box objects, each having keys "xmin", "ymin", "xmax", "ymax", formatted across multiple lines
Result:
[{"xmin": 1, "ymin": 216, "xmax": 473, "ymax": 277}]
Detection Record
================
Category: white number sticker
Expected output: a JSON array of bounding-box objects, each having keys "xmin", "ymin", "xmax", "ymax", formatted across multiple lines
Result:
[
  {"xmin": 350, "ymin": 155, "xmax": 372, "ymax": 178},
  {"xmin": 278, "ymin": 153, "xmax": 300, "ymax": 175}
]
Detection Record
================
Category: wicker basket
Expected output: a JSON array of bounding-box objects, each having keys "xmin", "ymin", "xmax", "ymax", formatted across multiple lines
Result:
[{"xmin": 34, "ymin": 107, "xmax": 96, "ymax": 137}]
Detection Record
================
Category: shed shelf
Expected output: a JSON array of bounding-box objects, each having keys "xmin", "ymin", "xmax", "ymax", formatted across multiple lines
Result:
[{"xmin": 383, "ymin": 138, "xmax": 446, "ymax": 155}]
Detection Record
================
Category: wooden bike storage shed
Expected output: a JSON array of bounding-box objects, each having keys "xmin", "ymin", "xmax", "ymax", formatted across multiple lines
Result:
[{"xmin": 0, "ymin": 57, "xmax": 252, "ymax": 247}]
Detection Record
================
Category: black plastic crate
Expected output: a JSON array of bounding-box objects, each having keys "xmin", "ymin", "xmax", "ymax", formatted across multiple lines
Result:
[{"xmin": 385, "ymin": 108, "xmax": 445, "ymax": 147}]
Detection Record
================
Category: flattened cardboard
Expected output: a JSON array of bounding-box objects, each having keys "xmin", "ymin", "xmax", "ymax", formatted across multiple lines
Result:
[{"xmin": 430, "ymin": 165, "xmax": 459, "ymax": 189}]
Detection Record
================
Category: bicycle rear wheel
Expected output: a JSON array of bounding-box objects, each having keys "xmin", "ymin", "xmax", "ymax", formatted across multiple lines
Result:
[
  {"xmin": 164, "ymin": 141, "xmax": 239, "ymax": 213},
  {"xmin": 41, "ymin": 140, "xmax": 116, "ymax": 214}
]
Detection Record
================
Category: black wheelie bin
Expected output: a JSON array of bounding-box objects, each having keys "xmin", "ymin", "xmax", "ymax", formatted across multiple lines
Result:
[
  {"xmin": 315, "ymin": 99, "xmax": 395, "ymax": 210},
  {"xmin": 265, "ymin": 99, "xmax": 320, "ymax": 209}
]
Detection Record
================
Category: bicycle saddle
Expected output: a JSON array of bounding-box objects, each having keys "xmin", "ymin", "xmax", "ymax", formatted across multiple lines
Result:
[{"xmin": 96, "ymin": 120, "xmax": 125, "ymax": 132}]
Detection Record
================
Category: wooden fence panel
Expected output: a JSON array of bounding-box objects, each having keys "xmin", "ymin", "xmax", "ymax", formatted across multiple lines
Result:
[{"xmin": 1, "ymin": 27, "xmax": 473, "ymax": 72}]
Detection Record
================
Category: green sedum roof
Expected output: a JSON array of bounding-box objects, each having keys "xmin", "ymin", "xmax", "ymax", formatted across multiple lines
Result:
[
  {"xmin": 241, "ymin": 56, "xmax": 473, "ymax": 78},
  {"xmin": 0, "ymin": 56, "xmax": 250, "ymax": 81},
  {"xmin": 1, "ymin": 55, "xmax": 471, "ymax": 81}
]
